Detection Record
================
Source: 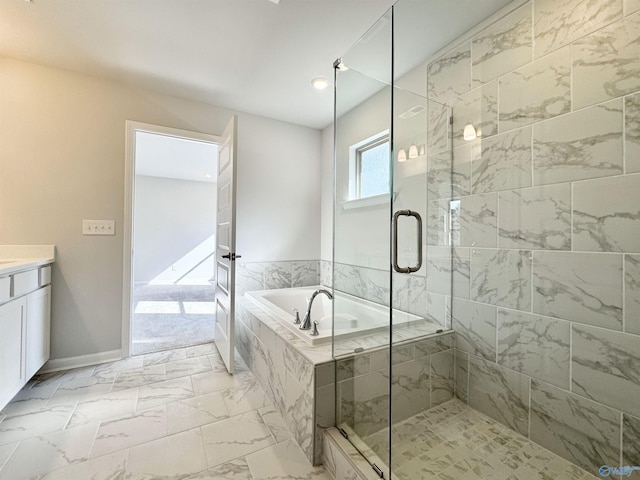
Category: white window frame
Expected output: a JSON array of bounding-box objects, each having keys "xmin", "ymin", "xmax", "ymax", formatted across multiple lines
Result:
[{"xmin": 345, "ymin": 129, "xmax": 390, "ymax": 208}]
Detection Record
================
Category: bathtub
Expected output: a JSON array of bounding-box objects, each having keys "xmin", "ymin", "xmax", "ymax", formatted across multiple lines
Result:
[{"xmin": 244, "ymin": 286, "xmax": 426, "ymax": 346}]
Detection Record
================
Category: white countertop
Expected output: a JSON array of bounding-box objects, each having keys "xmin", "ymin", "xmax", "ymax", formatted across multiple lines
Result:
[{"xmin": 0, "ymin": 245, "xmax": 55, "ymax": 276}]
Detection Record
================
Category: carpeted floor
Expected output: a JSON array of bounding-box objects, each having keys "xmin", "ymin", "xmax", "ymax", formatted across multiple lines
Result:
[{"xmin": 131, "ymin": 284, "xmax": 216, "ymax": 356}]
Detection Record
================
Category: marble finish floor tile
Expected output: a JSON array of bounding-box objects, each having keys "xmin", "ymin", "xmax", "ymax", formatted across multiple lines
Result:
[
  {"xmin": 246, "ymin": 439, "xmax": 331, "ymax": 480},
  {"xmin": 0, "ymin": 343, "xmax": 325, "ymax": 480},
  {"xmin": 354, "ymin": 400, "xmax": 599, "ymax": 480}
]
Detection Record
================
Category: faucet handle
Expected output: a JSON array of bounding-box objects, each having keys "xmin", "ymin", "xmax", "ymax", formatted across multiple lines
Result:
[
  {"xmin": 293, "ymin": 308, "xmax": 301, "ymax": 325},
  {"xmin": 310, "ymin": 320, "xmax": 319, "ymax": 336}
]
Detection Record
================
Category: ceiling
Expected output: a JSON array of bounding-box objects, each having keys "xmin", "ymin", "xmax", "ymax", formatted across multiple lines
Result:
[
  {"xmin": 135, "ymin": 132, "xmax": 217, "ymax": 183},
  {"xmin": 0, "ymin": 0, "xmax": 515, "ymax": 130}
]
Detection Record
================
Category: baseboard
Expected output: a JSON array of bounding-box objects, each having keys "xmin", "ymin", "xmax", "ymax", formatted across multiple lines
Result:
[{"xmin": 40, "ymin": 349, "xmax": 123, "ymax": 373}]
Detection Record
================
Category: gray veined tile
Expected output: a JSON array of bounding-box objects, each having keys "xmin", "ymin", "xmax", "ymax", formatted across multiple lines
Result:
[
  {"xmin": 236, "ymin": 262, "xmax": 265, "ymax": 294},
  {"xmin": 468, "ymin": 356, "xmax": 529, "ymax": 436},
  {"xmin": 534, "ymin": 0, "xmax": 623, "ymax": 58},
  {"xmin": 470, "ymin": 249, "xmax": 532, "ymax": 311},
  {"xmin": 626, "ymin": 255, "xmax": 640, "ymax": 335},
  {"xmin": 427, "ymin": 144, "xmax": 471, "ymax": 200},
  {"xmin": 573, "ymin": 12, "xmax": 640, "ymax": 110},
  {"xmin": 221, "ymin": 377, "xmax": 272, "ymax": 416},
  {"xmin": 391, "ymin": 356, "xmax": 431, "ymax": 422},
  {"xmin": 455, "ymin": 350, "xmax": 470, "ymax": 403},
  {"xmin": 127, "ymin": 427, "xmax": 208, "ymax": 479},
  {"xmin": 471, "ymin": 3, "xmax": 533, "ymax": 84},
  {"xmin": 0, "ymin": 404, "xmax": 75, "ymax": 446},
  {"xmin": 428, "ymin": 100, "xmax": 452, "ymax": 154},
  {"xmin": 0, "ymin": 422, "xmax": 98, "ymax": 480},
  {"xmin": 142, "ymin": 347, "xmax": 187, "ymax": 366},
  {"xmin": 623, "ymin": 414, "xmax": 640, "ymax": 475},
  {"xmin": 572, "ymin": 324, "xmax": 640, "ymax": 417},
  {"xmin": 431, "ymin": 350, "xmax": 454, "ymax": 407},
  {"xmin": 573, "ymin": 174, "xmax": 640, "ymax": 252},
  {"xmin": 186, "ymin": 458, "xmax": 253, "ymax": 480},
  {"xmin": 426, "ymin": 246, "xmax": 470, "ymax": 299},
  {"xmin": 165, "ymin": 355, "xmax": 213, "ymax": 380},
  {"xmin": 499, "ymin": 47, "xmax": 571, "ymax": 131},
  {"xmin": 459, "ymin": 193, "xmax": 497, "ymax": 248},
  {"xmin": 627, "ymin": 93, "xmax": 640, "ymax": 173},
  {"xmin": 40, "ymin": 450, "xmax": 128, "ymax": 480},
  {"xmin": 392, "ymin": 273, "xmax": 427, "ymax": 318},
  {"xmin": 111, "ymin": 363, "xmax": 165, "ymax": 391},
  {"xmin": 427, "ymin": 198, "xmax": 457, "ymax": 247},
  {"xmin": 530, "ymin": 380, "xmax": 620, "ymax": 472},
  {"xmin": 136, "ymin": 376, "xmax": 194, "ymax": 411},
  {"xmin": 450, "ymin": 81, "xmax": 498, "ymax": 147},
  {"xmin": 167, "ymin": 391, "xmax": 230, "ymax": 434},
  {"xmin": 201, "ymin": 410, "xmax": 275, "ymax": 468},
  {"xmin": 497, "ymin": 309, "xmax": 570, "ymax": 389},
  {"xmin": 428, "ymin": 42, "xmax": 471, "ymax": 103},
  {"xmin": 185, "ymin": 342, "xmax": 219, "ymax": 358},
  {"xmin": 532, "ymin": 251, "xmax": 622, "ymax": 330},
  {"xmin": 292, "ymin": 261, "xmax": 319, "ymax": 287},
  {"xmin": 246, "ymin": 439, "xmax": 330, "ymax": 480},
  {"xmin": 471, "ymin": 127, "xmax": 532, "ymax": 194},
  {"xmin": 451, "ymin": 298, "xmax": 496, "ymax": 361},
  {"xmin": 258, "ymin": 405, "xmax": 293, "ymax": 443},
  {"xmin": 628, "ymin": 0, "xmax": 640, "ymax": 14},
  {"xmin": 67, "ymin": 388, "xmax": 138, "ymax": 428},
  {"xmin": 265, "ymin": 262, "xmax": 292, "ymax": 289},
  {"xmin": 498, "ymin": 184, "xmax": 571, "ymax": 250},
  {"xmin": 533, "ymin": 99, "xmax": 623, "ymax": 185}
]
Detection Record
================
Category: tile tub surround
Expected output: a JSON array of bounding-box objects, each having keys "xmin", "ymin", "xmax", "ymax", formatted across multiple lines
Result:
[
  {"xmin": 425, "ymin": 0, "xmax": 640, "ymax": 473},
  {"xmin": 236, "ymin": 260, "xmax": 320, "ymax": 295}
]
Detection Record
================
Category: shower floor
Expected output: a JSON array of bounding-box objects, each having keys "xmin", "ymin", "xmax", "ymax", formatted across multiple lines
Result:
[{"xmin": 351, "ymin": 400, "xmax": 599, "ymax": 480}]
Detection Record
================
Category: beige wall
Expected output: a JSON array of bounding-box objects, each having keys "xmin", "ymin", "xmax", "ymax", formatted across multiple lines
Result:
[{"xmin": 0, "ymin": 57, "xmax": 321, "ymax": 360}]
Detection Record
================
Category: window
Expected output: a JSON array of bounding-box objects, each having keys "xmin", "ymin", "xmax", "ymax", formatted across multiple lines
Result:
[{"xmin": 347, "ymin": 131, "xmax": 390, "ymax": 204}]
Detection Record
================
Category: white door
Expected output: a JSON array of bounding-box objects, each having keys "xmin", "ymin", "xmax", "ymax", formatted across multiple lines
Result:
[{"xmin": 214, "ymin": 116, "xmax": 239, "ymax": 374}]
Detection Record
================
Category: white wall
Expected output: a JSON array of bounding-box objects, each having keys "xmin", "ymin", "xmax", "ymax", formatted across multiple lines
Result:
[
  {"xmin": 0, "ymin": 56, "xmax": 321, "ymax": 360},
  {"xmin": 320, "ymin": 125, "xmax": 333, "ymax": 262},
  {"xmin": 133, "ymin": 175, "xmax": 216, "ymax": 285}
]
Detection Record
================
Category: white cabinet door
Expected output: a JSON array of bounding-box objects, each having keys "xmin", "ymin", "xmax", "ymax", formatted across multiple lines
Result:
[
  {"xmin": 0, "ymin": 297, "xmax": 26, "ymax": 409},
  {"xmin": 25, "ymin": 286, "xmax": 51, "ymax": 380}
]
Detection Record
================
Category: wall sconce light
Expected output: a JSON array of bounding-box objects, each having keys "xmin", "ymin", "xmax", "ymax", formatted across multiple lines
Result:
[
  {"xmin": 397, "ymin": 149, "xmax": 407, "ymax": 162},
  {"xmin": 408, "ymin": 144, "xmax": 419, "ymax": 159},
  {"xmin": 464, "ymin": 124, "xmax": 477, "ymax": 141}
]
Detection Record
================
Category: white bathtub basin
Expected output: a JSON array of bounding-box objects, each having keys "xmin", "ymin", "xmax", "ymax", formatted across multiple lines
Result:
[{"xmin": 244, "ymin": 286, "xmax": 425, "ymax": 346}]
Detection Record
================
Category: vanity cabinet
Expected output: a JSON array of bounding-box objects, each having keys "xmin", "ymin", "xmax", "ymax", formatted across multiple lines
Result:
[{"xmin": 0, "ymin": 264, "xmax": 52, "ymax": 410}]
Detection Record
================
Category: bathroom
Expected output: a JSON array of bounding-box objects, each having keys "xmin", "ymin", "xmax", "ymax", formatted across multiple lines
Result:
[{"xmin": 0, "ymin": 0, "xmax": 639, "ymax": 478}]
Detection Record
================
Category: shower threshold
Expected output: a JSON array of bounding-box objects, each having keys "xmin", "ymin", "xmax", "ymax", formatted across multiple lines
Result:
[{"xmin": 340, "ymin": 400, "xmax": 599, "ymax": 480}]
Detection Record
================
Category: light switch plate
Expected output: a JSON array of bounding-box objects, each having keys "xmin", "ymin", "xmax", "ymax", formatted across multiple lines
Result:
[{"xmin": 83, "ymin": 220, "xmax": 115, "ymax": 235}]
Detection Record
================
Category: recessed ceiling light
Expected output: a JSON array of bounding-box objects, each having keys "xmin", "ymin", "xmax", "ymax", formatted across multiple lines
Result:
[
  {"xmin": 203, "ymin": 174, "xmax": 212, "ymax": 179},
  {"xmin": 311, "ymin": 77, "xmax": 329, "ymax": 90}
]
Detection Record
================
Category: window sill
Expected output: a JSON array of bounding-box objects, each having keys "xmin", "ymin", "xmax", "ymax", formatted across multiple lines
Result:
[{"xmin": 341, "ymin": 193, "xmax": 396, "ymax": 210}]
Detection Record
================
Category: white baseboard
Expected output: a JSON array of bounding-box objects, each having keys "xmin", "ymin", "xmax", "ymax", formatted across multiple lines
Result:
[{"xmin": 41, "ymin": 349, "xmax": 123, "ymax": 373}]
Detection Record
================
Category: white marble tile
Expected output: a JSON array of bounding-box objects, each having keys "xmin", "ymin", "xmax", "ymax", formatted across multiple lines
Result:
[
  {"xmin": 284, "ymin": 374, "xmax": 314, "ymax": 461},
  {"xmin": 628, "ymin": 0, "xmax": 640, "ymax": 14},
  {"xmin": 259, "ymin": 405, "xmax": 293, "ymax": 443},
  {"xmin": 431, "ymin": 350, "xmax": 454, "ymax": 407},
  {"xmin": 246, "ymin": 439, "xmax": 330, "ymax": 480},
  {"xmin": 0, "ymin": 404, "xmax": 75, "ymax": 446},
  {"xmin": 40, "ymin": 450, "xmax": 128, "ymax": 480},
  {"xmin": 625, "ymin": 255, "xmax": 640, "ymax": 335},
  {"xmin": 136, "ymin": 376, "xmax": 194, "ymax": 411},
  {"xmin": 572, "ymin": 324, "xmax": 640, "ymax": 417},
  {"xmin": 67, "ymin": 388, "xmax": 138, "ymax": 428},
  {"xmin": 472, "ymin": 3, "xmax": 533, "ymax": 84},
  {"xmin": 532, "ymin": 251, "xmax": 623, "ymax": 330},
  {"xmin": 455, "ymin": 350, "xmax": 470, "ymax": 403},
  {"xmin": 0, "ymin": 423, "xmax": 98, "ymax": 480},
  {"xmin": 392, "ymin": 274, "xmax": 427, "ymax": 319},
  {"xmin": 534, "ymin": 0, "xmax": 622, "ymax": 57},
  {"xmin": 426, "ymin": 292, "xmax": 449, "ymax": 329},
  {"xmin": 92, "ymin": 356, "xmax": 144, "ymax": 377},
  {"xmin": 573, "ymin": 174, "xmax": 640, "ymax": 252},
  {"xmin": 427, "ymin": 144, "xmax": 471, "ymax": 199},
  {"xmin": 451, "ymin": 298, "xmax": 497, "ymax": 361},
  {"xmin": 185, "ymin": 343, "xmax": 219, "ymax": 358},
  {"xmin": 472, "ymin": 127, "xmax": 532, "ymax": 194},
  {"xmin": 111, "ymin": 364, "xmax": 165, "ymax": 391},
  {"xmin": 32, "ymin": 366, "xmax": 96, "ymax": 388},
  {"xmin": 201, "ymin": 410, "xmax": 275, "ymax": 467},
  {"xmin": 265, "ymin": 263, "xmax": 292, "ymax": 290},
  {"xmin": 499, "ymin": 47, "xmax": 571, "ymax": 131},
  {"xmin": 236, "ymin": 262, "xmax": 265, "ymax": 294},
  {"xmin": 142, "ymin": 347, "xmax": 187, "ymax": 366},
  {"xmin": 0, "ymin": 443, "xmax": 17, "ymax": 471},
  {"xmin": 450, "ymin": 81, "xmax": 498, "ymax": 147},
  {"xmin": 1, "ymin": 384, "xmax": 58, "ymax": 417},
  {"xmin": 191, "ymin": 370, "xmax": 252, "ymax": 396},
  {"xmin": 165, "ymin": 356, "xmax": 212, "ymax": 380},
  {"xmin": 469, "ymin": 357, "xmax": 530, "ymax": 437},
  {"xmin": 426, "ymin": 246, "xmax": 470, "ymax": 299},
  {"xmin": 623, "ymin": 414, "xmax": 640, "ymax": 476},
  {"xmin": 48, "ymin": 374, "xmax": 116, "ymax": 405},
  {"xmin": 428, "ymin": 100, "xmax": 452, "ymax": 154},
  {"xmin": 127, "ymin": 427, "xmax": 208, "ymax": 479},
  {"xmin": 626, "ymin": 93, "xmax": 640, "ymax": 173},
  {"xmin": 185, "ymin": 458, "xmax": 252, "ymax": 479},
  {"xmin": 428, "ymin": 42, "xmax": 471, "ymax": 103},
  {"xmin": 90, "ymin": 406, "xmax": 167, "ymax": 458},
  {"xmin": 167, "ymin": 391, "xmax": 229, "ymax": 434},
  {"xmin": 497, "ymin": 309, "xmax": 570, "ymax": 389},
  {"xmin": 470, "ymin": 249, "xmax": 532, "ymax": 310},
  {"xmin": 530, "ymin": 380, "xmax": 620, "ymax": 472},
  {"xmin": 573, "ymin": 12, "xmax": 640, "ymax": 109},
  {"xmin": 498, "ymin": 184, "xmax": 571, "ymax": 250},
  {"xmin": 292, "ymin": 261, "xmax": 319, "ymax": 288},
  {"xmin": 459, "ymin": 193, "xmax": 497, "ymax": 248},
  {"xmin": 533, "ymin": 99, "xmax": 623, "ymax": 185}
]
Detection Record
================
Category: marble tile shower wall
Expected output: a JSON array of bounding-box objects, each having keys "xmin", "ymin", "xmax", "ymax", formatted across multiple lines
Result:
[
  {"xmin": 425, "ymin": 0, "xmax": 640, "ymax": 474},
  {"xmin": 236, "ymin": 260, "xmax": 320, "ymax": 295}
]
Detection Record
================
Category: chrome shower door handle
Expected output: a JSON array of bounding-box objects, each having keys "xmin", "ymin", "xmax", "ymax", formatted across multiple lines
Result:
[{"xmin": 392, "ymin": 209, "xmax": 423, "ymax": 274}]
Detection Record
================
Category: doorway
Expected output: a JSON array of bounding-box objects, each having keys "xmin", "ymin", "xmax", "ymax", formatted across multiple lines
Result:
[{"xmin": 123, "ymin": 122, "xmax": 221, "ymax": 357}]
